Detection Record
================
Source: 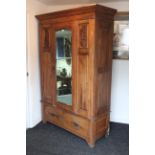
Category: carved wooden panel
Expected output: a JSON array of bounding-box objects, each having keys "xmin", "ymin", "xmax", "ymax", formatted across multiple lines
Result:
[
  {"xmin": 40, "ymin": 26, "xmax": 56, "ymax": 104},
  {"xmin": 44, "ymin": 28, "xmax": 49, "ymax": 48},
  {"xmin": 79, "ymin": 23, "xmax": 88, "ymax": 49},
  {"xmin": 42, "ymin": 27, "xmax": 50, "ymax": 52}
]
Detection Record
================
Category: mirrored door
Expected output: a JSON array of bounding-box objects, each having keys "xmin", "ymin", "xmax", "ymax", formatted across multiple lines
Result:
[{"xmin": 56, "ymin": 29, "xmax": 72, "ymax": 106}]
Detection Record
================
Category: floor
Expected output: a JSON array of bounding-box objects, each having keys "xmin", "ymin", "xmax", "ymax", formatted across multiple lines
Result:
[{"xmin": 26, "ymin": 122, "xmax": 129, "ymax": 155}]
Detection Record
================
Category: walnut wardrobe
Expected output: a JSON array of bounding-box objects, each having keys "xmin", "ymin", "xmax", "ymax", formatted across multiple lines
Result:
[{"xmin": 36, "ymin": 5, "xmax": 116, "ymax": 147}]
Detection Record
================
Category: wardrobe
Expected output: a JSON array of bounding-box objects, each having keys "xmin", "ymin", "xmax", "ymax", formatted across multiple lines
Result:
[{"xmin": 36, "ymin": 4, "xmax": 116, "ymax": 147}]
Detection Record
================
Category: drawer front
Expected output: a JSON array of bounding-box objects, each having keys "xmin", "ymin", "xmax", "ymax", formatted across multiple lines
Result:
[
  {"xmin": 45, "ymin": 106, "xmax": 64, "ymax": 126},
  {"xmin": 63, "ymin": 112, "xmax": 89, "ymax": 138},
  {"xmin": 44, "ymin": 105, "xmax": 89, "ymax": 139}
]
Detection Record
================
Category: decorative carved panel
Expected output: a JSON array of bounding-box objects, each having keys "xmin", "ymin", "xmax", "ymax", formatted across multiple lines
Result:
[
  {"xmin": 79, "ymin": 23, "xmax": 88, "ymax": 48},
  {"xmin": 77, "ymin": 20, "xmax": 90, "ymax": 116},
  {"xmin": 42, "ymin": 27, "xmax": 50, "ymax": 52},
  {"xmin": 44, "ymin": 28, "xmax": 49, "ymax": 48}
]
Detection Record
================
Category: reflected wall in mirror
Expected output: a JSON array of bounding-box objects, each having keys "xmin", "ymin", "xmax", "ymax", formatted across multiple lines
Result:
[{"xmin": 56, "ymin": 29, "xmax": 72, "ymax": 105}]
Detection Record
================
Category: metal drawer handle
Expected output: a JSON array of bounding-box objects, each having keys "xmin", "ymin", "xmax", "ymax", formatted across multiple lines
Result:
[
  {"xmin": 72, "ymin": 122, "xmax": 80, "ymax": 128},
  {"xmin": 49, "ymin": 113, "xmax": 58, "ymax": 117}
]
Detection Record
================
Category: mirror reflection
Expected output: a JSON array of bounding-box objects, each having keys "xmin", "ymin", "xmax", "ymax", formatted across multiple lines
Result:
[{"xmin": 56, "ymin": 29, "xmax": 72, "ymax": 105}]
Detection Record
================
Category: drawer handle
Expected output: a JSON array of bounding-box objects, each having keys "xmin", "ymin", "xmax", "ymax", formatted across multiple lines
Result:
[
  {"xmin": 49, "ymin": 113, "xmax": 58, "ymax": 117},
  {"xmin": 72, "ymin": 122, "xmax": 80, "ymax": 129}
]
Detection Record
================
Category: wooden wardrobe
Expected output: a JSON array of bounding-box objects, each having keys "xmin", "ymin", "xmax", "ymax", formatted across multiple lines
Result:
[{"xmin": 36, "ymin": 5, "xmax": 116, "ymax": 147}]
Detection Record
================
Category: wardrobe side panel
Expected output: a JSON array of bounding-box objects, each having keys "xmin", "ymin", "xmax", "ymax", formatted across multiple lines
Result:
[{"xmin": 94, "ymin": 19, "xmax": 114, "ymax": 117}]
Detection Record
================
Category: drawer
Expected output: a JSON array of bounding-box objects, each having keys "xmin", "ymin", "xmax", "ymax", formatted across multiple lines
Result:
[
  {"xmin": 44, "ymin": 105, "xmax": 89, "ymax": 138},
  {"xmin": 44, "ymin": 106, "xmax": 64, "ymax": 126},
  {"xmin": 63, "ymin": 112, "xmax": 89, "ymax": 138}
]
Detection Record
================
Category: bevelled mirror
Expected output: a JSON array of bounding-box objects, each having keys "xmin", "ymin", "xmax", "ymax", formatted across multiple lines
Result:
[{"xmin": 56, "ymin": 29, "xmax": 72, "ymax": 105}]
